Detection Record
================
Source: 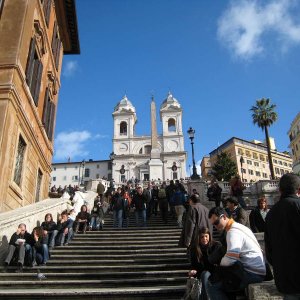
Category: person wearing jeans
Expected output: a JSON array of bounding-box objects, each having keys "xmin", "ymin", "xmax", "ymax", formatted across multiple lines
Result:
[
  {"xmin": 207, "ymin": 207, "xmax": 265, "ymax": 300},
  {"xmin": 111, "ymin": 187, "xmax": 124, "ymax": 228},
  {"xmin": 132, "ymin": 186, "xmax": 147, "ymax": 227}
]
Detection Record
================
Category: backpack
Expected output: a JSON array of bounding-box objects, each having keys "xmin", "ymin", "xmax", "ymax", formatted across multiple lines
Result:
[{"xmin": 158, "ymin": 188, "xmax": 166, "ymax": 199}]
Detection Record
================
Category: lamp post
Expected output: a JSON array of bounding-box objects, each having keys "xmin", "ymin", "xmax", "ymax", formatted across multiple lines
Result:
[
  {"xmin": 187, "ymin": 127, "xmax": 200, "ymax": 180},
  {"xmin": 80, "ymin": 159, "xmax": 85, "ymax": 186},
  {"xmin": 240, "ymin": 156, "xmax": 244, "ymax": 182}
]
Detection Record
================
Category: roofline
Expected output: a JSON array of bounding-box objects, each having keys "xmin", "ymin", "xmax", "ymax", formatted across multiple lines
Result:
[
  {"xmin": 209, "ymin": 137, "xmax": 291, "ymax": 158},
  {"xmin": 52, "ymin": 159, "xmax": 111, "ymax": 165}
]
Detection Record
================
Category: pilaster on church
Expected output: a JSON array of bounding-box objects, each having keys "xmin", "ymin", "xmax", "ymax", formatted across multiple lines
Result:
[{"xmin": 112, "ymin": 92, "xmax": 187, "ymax": 183}]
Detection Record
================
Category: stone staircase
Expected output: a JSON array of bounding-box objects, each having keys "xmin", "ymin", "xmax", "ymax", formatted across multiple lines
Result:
[{"xmin": 0, "ymin": 213, "xmax": 189, "ymax": 299}]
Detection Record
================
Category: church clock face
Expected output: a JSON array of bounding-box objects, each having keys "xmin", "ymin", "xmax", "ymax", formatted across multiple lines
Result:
[
  {"xmin": 119, "ymin": 143, "xmax": 128, "ymax": 152},
  {"xmin": 167, "ymin": 140, "xmax": 178, "ymax": 151}
]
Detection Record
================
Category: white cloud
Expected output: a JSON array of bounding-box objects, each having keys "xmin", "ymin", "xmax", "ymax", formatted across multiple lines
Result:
[
  {"xmin": 217, "ymin": 0, "xmax": 300, "ymax": 60},
  {"xmin": 54, "ymin": 130, "xmax": 91, "ymax": 160},
  {"xmin": 63, "ymin": 60, "xmax": 78, "ymax": 77}
]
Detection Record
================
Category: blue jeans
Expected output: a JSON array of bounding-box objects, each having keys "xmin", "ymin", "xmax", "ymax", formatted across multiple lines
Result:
[
  {"xmin": 34, "ymin": 244, "xmax": 49, "ymax": 264},
  {"xmin": 284, "ymin": 295, "xmax": 300, "ymax": 300},
  {"xmin": 90, "ymin": 216, "xmax": 99, "ymax": 230},
  {"xmin": 201, "ymin": 271, "xmax": 211, "ymax": 300},
  {"xmin": 135, "ymin": 210, "xmax": 146, "ymax": 227},
  {"xmin": 113, "ymin": 209, "xmax": 123, "ymax": 228},
  {"xmin": 207, "ymin": 269, "xmax": 264, "ymax": 300}
]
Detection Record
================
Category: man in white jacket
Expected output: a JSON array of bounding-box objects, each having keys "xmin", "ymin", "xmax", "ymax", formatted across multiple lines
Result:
[{"xmin": 207, "ymin": 207, "xmax": 265, "ymax": 299}]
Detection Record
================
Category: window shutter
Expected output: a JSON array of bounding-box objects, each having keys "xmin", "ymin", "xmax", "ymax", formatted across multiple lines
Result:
[
  {"xmin": 43, "ymin": 0, "xmax": 51, "ymax": 26},
  {"xmin": 51, "ymin": 22, "xmax": 57, "ymax": 53},
  {"xmin": 25, "ymin": 38, "xmax": 36, "ymax": 87},
  {"xmin": 42, "ymin": 88, "xmax": 49, "ymax": 126},
  {"xmin": 48, "ymin": 102, "xmax": 56, "ymax": 140},
  {"xmin": 55, "ymin": 40, "xmax": 61, "ymax": 69},
  {"xmin": 33, "ymin": 61, "xmax": 43, "ymax": 106}
]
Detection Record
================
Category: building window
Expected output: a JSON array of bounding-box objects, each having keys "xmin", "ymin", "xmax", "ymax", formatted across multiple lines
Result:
[
  {"xmin": 254, "ymin": 162, "xmax": 259, "ymax": 167},
  {"xmin": 97, "ymin": 164, "xmax": 100, "ymax": 169},
  {"xmin": 172, "ymin": 172, "xmax": 178, "ymax": 180},
  {"xmin": 263, "ymin": 173, "xmax": 268, "ymax": 178},
  {"xmin": 280, "ymin": 169, "xmax": 284, "ymax": 175},
  {"xmin": 245, "ymin": 150, "xmax": 251, "ymax": 158},
  {"xmin": 75, "ymin": 166, "xmax": 78, "ymax": 170},
  {"xmin": 283, "ymin": 162, "xmax": 287, "ymax": 166},
  {"xmin": 42, "ymin": 88, "xmax": 56, "ymax": 140},
  {"xmin": 255, "ymin": 171, "xmax": 261, "ymax": 177},
  {"xmin": 42, "ymin": 0, "xmax": 51, "ymax": 26},
  {"xmin": 253, "ymin": 152, "xmax": 258, "ymax": 159},
  {"xmin": 248, "ymin": 169, "xmax": 254, "ymax": 175},
  {"xmin": 168, "ymin": 118, "xmax": 176, "ymax": 132},
  {"xmin": 237, "ymin": 148, "xmax": 243, "ymax": 155},
  {"xmin": 84, "ymin": 168, "xmax": 90, "ymax": 177},
  {"xmin": 259, "ymin": 154, "xmax": 265, "ymax": 161},
  {"xmin": 120, "ymin": 121, "xmax": 127, "ymax": 135},
  {"xmin": 25, "ymin": 38, "xmax": 43, "ymax": 106},
  {"xmin": 289, "ymin": 164, "xmax": 292, "ymax": 167},
  {"xmin": 247, "ymin": 160, "xmax": 252, "ymax": 165},
  {"xmin": 145, "ymin": 145, "xmax": 152, "ymax": 154},
  {"xmin": 139, "ymin": 148, "xmax": 143, "ymax": 154},
  {"xmin": 63, "ymin": 176, "xmax": 67, "ymax": 181},
  {"xmin": 13, "ymin": 135, "xmax": 27, "ymax": 186},
  {"xmin": 35, "ymin": 169, "xmax": 43, "ymax": 202},
  {"xmin": 72, "ymin": 175, "xmax": 78, "ymax": 181},
  {"xmin": 275, "ymin": 168, "xmax": 280, "ymax": 175},
  {"xmin": 0, "ymin": 0, "xmax": 4, "ymax": 17},
  {"xmin": 64, "ymin": 166, "xmax": 67, "ymax": 170},
  {"xmin": 96, "ymin": 174, "xmax": 100, "ymax": 179},
  {"xmin": 242, "ymin": 168, "xmax": 246, "ymax": 174},
  {"xmin": 51, "ymin": 22, "xmax": 62, "ymax": 69},
  {"xmin": 53, "ymin": 167, "xmax": 56, "ymax": 171},
  {"xmin": 273, "ymin": 159, "xmax": 278, "ymax": 164},
  {"xmin": 52, "ymin": 176, "xmax": 56, "ymax": 181}
]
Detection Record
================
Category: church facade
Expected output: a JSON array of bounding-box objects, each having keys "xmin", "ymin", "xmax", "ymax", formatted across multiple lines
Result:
[{"xmin": 112, "ymin": 92, "xmax": 187, "ymax": 183}]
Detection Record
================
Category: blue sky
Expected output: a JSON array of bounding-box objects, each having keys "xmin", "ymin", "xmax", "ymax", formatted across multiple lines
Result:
[{"xmin": 54, "ymin": 0, "xmax": 300, "ymax": 174}]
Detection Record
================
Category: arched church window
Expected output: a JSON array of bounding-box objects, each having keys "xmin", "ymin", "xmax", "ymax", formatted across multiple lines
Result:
[
  {"xmin": 120, "ymin": 121, "xmax": 127, "ymax": 135},
  {"xmin": 168, "ymin": 118, "xmax": 176, "ymax": 132},
  {"xmin": 144, "ymin": 145, "xmax": 152, "ymax": 154},
  {"xmin": 139, "ymin": 148, "xmax": 143, "ymax": 154}
]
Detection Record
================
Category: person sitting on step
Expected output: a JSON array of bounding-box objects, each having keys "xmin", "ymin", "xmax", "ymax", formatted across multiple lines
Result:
[
  {"xmin": 3, "ymin": 223, "xmax": 34, "ymax": 273},
  {"xmin": 225, "ymin": 197, "xmax": 250, "ymax": 228},
  {"xmin": 188, "ymin": 226, "xmax": 224, "ymax": 300},
  {"xmin": 32, "ymin": 226, "xmax": 49, "ymax": 266},
  {"xmin": 56, "ymin": 211, "xmax": 74, "ymax": 246},
  {"xmin": 75, "ymin": 204, "xmax": 90, "ymax": 234},
  {"xmin": 41, "ymin": 213, "xmax": 58, "ymax": 250}
]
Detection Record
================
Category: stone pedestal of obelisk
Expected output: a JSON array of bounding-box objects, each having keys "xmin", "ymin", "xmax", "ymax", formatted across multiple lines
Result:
[{"xmin": 148, "ymin": 97, "xmax": 163, "ymax": 180}]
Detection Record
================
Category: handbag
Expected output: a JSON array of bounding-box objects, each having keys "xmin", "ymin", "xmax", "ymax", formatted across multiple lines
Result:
[{"xmin": 182, "ymin": 277, "xmax": 202, "ymax": 300}]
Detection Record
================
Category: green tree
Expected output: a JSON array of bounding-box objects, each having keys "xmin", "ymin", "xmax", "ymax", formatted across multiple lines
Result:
[
  {"xmin": 250, "ymin": 98, "xmax": 278, "ymax": 180},
  {"xmin": 212, "ymin": 152, "xmax": 237, "ymax": 181}
]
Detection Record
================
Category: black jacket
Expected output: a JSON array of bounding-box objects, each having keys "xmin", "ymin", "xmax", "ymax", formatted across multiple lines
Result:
[
  {"xmin": 9, "ymin": 231, "xmax": 34, "ymax": 247},
  {"xmin": 41, "ymin": 221, "xmax": 57, "ymax": 233},
  {"xmin": 132, "ymin": 193, "xmax": 147, "ymax": 211},
  {"xmin": 249, "ymin": 207, "xmax": 268, "ymax": 233},
  {"xmin": 190, "ymin": 241, "xmax": 223, "ymax": 278},
  {"xmin": 265, "ymin": 194, "xmax": 300, "ymax": 294}
]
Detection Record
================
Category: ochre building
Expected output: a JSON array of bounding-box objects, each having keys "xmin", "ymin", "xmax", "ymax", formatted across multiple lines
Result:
[
  {"xmin": 0, "ymin": 0, "xmax": 79, "ymax": 212},
  {"xmin": 288, "ymin": 112, "xmax": 300, "ymax": 175}
]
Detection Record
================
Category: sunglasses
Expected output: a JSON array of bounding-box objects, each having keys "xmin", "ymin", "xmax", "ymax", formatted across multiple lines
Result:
[{"xmin": 213, "ymin": 214, "xmax": 224, "ymax": 226}]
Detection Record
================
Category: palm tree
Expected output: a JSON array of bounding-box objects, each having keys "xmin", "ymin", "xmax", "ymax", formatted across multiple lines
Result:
[{"xmin": 250, "ymin": 98, "xmax": 278, "ymax": 180}]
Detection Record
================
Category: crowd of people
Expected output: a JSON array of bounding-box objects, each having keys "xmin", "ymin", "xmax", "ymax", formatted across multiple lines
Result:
[
  {"xmin": 50, "ymin": 184, "xmax": 80, "ymax": 197},
  {"xmin": 184, "ymin": 173, "xmax": 300, "ymax": 300}
]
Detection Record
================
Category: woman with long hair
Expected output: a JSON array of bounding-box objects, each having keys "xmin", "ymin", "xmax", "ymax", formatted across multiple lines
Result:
[
  {"xmin": 41, "ymin": 213, "xmax": 58, "ymax": 250},
  {"xmin": 188, "ymin": 227, "xmax": 224, "ymax": 300},
  {"xmin": 249, "ymin": 195, "xmax": 270, "ymax": 233}
]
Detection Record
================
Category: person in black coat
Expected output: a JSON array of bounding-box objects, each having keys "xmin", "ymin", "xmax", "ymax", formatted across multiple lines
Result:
[
  {"xmin": 265, "ymin": 173, "xmax": 300, "ymax": 298},
  {"xmin": 132, "ymin": 186, "xmax": 147, "ymax": 227},
  {"xmin": 41, "ymin": 213, "xmax": 58, "ymax": 249},
  {"xmin": 249, "ymin": 196, "xmax": 269, "ymax": 233},
  {"xmin": 75, "ymin": 204, "xmax": 90, "ymax": 233},
  {"xmin": 4, "ymin": 223, "xmax": 34, "ymax": 272},
  {"xmin": 189, "ymin": 227, "xmax": 224, "ymax": 300},
  {"xmin": 207, "ymin": 180, "xmax": 222, "ymax": 207}
]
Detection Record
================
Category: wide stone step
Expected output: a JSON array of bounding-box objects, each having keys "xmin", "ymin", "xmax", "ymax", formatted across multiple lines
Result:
[
  {"xmin": 68, "ymin": 240, "xmax": 180, "ymax": 246},
  {"xmin": 51, "ymin": 248, "xmax": 185, "ymax": 254},
  {"xmin": 0, "ymin": 270, "xmax": 188, "ymax": 280},
  {"xmin": 50, "ymin": 253, "xmax": 187, "ymax": 260},
  {"xmin": 72, "ymin": 235, "xmax": 180, "ymax": 240},
  {"xmin": 47, "ymin": 257, "xmax": 187, "ymax": 266},
  {"xmin": 83, "ymin": 228, "xmax": 181, "ymax": 233},
  {"xmin": 0, "ymin": 286, "xmax": 185, "ymax": 299},
  {"xmin": 53, "ymin": 244, "xmax": 181, "ymax": 250},
  {"xmin": 0, "ymin": 277, "xmax": 186, "ymax": 289},
  {"xmin": 28, "ymin": 263, "xmax": 190, "ymax": 273}
]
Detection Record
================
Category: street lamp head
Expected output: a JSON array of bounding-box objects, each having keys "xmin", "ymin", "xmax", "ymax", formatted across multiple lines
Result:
[{"xmin": 187, "ymin": 127, "xmax": 195, "ymax": 140}]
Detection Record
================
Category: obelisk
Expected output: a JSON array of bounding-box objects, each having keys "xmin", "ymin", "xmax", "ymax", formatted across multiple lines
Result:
[{"xmin": 149, "ymin": 96, "xmax": 163, "ymax": 180}]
